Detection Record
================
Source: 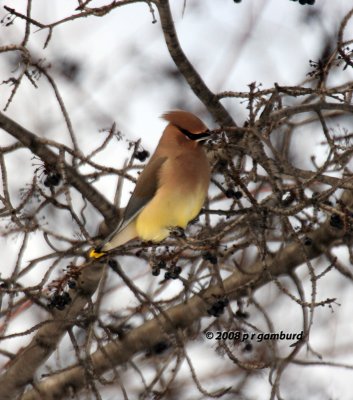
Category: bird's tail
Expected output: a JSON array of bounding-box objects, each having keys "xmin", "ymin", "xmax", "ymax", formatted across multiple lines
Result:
[{"xmin": 89, "ymin": 248, "xmax": 106, "ymax": 259}]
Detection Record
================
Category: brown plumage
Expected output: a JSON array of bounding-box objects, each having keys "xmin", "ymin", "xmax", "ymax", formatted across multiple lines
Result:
[{"xmin": 90, "ymin": 110, "xmax": 211, "ymax": 258}]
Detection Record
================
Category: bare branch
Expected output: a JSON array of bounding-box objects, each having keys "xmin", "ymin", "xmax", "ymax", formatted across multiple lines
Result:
[
  {"xmin": 0, "ymin": 111, "xmax": 118, "ymax": 228},
  {"xmin": 21, "ymin": 190, "xmax": 353, "ymax": 399},
  {"xmin": 154, "ymin": 0, "xmax": 236, "ymax": 128},
  {"xmin": 0, "ymin": 263, "xmax": 103, "ymax": 400}
]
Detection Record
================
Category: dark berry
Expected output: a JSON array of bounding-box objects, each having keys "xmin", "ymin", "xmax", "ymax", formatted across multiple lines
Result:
[
  {"xmin": 135, "ymin": 150, "xmax": 149, "ymax": 162},
  {"xmin": 202, "ymin": 251, "xmax": 218, "ymax": 265},
  {"xmin": 61, "ymin": 291, "xmax": 71, "ymax": 304},
  {"xmin": 167, "ymin": 269, "xmax": 180, "ymax": 280},
  {"xmin": 173, "ymin": 266, "xmax": 182, "ymax": 275},
  {"xmin": 234, "ymin": 191, "xmax": 243, "ymax": 199},
  {"xmin": 233, "ymin": 0, "xmax": 242, "ymax": 3},
  {"xmin": 68, "ymin": 280, "xmax": 76, "ymax": 289},
  {"xmin": 330, "ymin": 214, "xmax": 343, "ymax": 229},
  {"xmin": 48, "ymin": 292, "xmax": 60, "ymax": 307},
  {"xmin": 207, "ymin": 298, "xmax": 228, "ymax": 317},
  {"xmin": 303, "ymin": 236, "xmax": 312, "ymax": 246},
  {"xmin": 48, "ymin": 292, "xmax": 71, "ymax": 310},
  {"xmin": 44, "ymin": 173, "xmax": 61, "ymax": 187},
  {"xmin": 152, "ymin": 267, "xmax": 160, "ymax": 276},
  {"xmin": 225, "ymin": 189, "xmax": 235, "ymax": 198},
  {"xmin": 207, "ymin": 305, "xmax": 223, "ymax": 317},
  {"xmin": 50, "ymin": 173, "xmax": 61, "ymax": 186},
  {"xmin": 207, "ymin": 306, "xmax": 220, "ymax": 317}
]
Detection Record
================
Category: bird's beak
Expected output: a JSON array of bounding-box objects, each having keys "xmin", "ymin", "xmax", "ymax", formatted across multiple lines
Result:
[{"xmin": 177, "ymin": 126, "xmax": 211, "ymax": 142}]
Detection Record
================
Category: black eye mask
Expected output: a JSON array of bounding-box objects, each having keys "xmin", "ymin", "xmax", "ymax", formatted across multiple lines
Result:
[{"xmin": 177, "ymin": 126, "xmax": 210, "ymax": 142}]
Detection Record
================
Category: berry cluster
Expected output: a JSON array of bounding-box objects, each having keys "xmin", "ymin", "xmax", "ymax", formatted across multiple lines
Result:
[
  {"xmin": 134, "ymin": 149, "xmax": 150, "ymax": 162},
  {"xmin": 151, "ymin": 259, "xmax": 182, "ymax": 280},
  {"xmin": 48, "ymin": 291, "xmax": 71, "ymax": 310},
  {"xmin": 34, "ymin": 159, "xmax": 62, "ymax": 188},
  {"xmin": 207, "ymin": 297, "xmax": 229, "ymax": 317},
  {"xmin": 44, "ymin": 172, "xmax": 61, "ymax": 188},
  {"xmin": 202, "ymin": 251, "xmax": 218, "ymax": 265},
  {"xmin": 164, "ymin": 265, "xmax": 182, "ymax": 280},
  {"xmin": 225, "ymin": 189, "xmax": 243, "ymax": 199},
  {"xmin": 47, "ymin": 266, "xmax": 79, "ymax": 311}
]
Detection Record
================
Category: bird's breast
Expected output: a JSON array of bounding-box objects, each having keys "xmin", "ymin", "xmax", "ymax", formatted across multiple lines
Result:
[{"xmin": 135, "ymin": 150, "xmax": 210, "ymax": 242}]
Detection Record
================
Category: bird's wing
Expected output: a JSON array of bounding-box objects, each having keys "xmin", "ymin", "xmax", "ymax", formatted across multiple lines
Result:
[{"xmin": 101, "ymin": 156, "xmax": 167, "ymax": 245}]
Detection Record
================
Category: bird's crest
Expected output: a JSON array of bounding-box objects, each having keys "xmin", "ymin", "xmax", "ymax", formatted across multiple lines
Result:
[{"xmin": 162, "ymin": 110, "xmax": 208, "ymax": 133}]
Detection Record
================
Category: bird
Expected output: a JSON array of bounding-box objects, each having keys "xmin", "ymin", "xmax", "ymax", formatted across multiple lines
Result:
[{"xmin": 89, "ymin": 110, "xmax": 211, "ymax": 259}]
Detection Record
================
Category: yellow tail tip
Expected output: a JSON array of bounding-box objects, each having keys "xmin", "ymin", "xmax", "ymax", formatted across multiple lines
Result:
[{"xmin": 89, "ymin": 248, "xmax": 106, "ymax": 259}]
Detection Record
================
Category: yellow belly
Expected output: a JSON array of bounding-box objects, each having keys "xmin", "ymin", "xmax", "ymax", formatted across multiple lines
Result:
[{"xmin": 135, "ymin": 187, "xmax": 206, "ymax": 242}]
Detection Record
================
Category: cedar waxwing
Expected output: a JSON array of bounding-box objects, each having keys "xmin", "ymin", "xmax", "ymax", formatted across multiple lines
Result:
[{"xmin": 89, "ymin": 110, "xmax": 211, "ymax": 258}]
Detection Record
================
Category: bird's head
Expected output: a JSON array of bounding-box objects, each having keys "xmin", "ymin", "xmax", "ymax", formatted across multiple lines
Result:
[{"xmin": 161, "ymin": 110, "xmax": 210, "ymax": 145}]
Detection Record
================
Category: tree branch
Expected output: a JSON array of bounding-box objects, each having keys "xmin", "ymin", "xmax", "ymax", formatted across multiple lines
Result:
[
  {"xmin": 269, "ymin": 101, "xmax": 353, "ymax": 123},
  {"xmin": 0, "ymin": 111, "xmax": 118, "ymax": 228},
  {"xmin": 0, "ymin": 264, "xmax": 104, "ymax": 400},
  {"xmin": 154, "ymin": 0, "xmax": 236, "ymax": 128}
]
